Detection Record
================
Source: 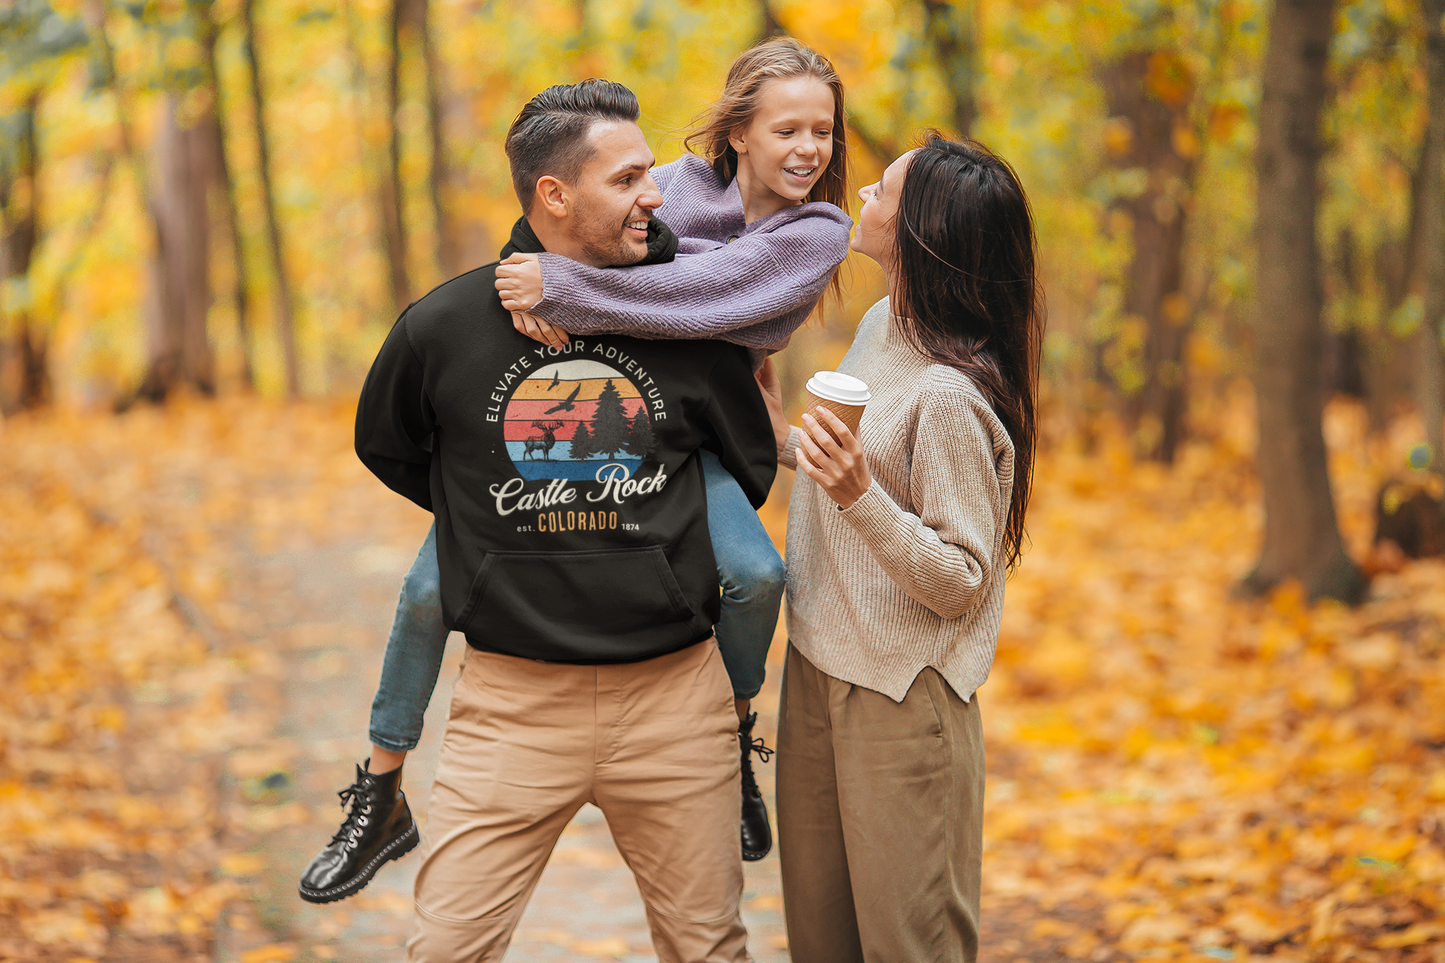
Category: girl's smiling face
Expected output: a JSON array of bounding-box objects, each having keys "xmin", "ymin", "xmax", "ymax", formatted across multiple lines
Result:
[{"xmin": 730, "ymin": 76, "xmax": 836, "ymax": 206}]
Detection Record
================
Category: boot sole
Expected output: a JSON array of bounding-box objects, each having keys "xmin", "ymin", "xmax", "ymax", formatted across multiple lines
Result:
[{"xmin": 297, "ymin": 819, "xmax": 420, "ymax": 904}]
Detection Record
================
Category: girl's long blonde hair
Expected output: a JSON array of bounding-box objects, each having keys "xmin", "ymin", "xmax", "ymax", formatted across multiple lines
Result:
[{"xmin": 685, "ymin": 38, "xmax": 850, "ymax": 217}]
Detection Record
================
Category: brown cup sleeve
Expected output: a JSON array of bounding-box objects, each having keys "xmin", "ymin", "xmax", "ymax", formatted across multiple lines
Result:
[{"xmin": 804, "ymin": 393, "xmax": 865, "ymax": 443}]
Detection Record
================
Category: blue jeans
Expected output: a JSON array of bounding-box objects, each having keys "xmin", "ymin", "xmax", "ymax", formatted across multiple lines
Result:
[{"xmin": 368, "ymin": 449, "xmax": 785, "ymax": 752}]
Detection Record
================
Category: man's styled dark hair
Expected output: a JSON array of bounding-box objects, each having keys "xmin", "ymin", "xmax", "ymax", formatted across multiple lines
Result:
[{"xmin": 504, "ymin": 80, "xmax": 641, "ymax": 213}]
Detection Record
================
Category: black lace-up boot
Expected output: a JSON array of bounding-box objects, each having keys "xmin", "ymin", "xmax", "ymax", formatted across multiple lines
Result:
[
  {"xmin": 298, "ymin": 761, "xmax": 419, "ymax": 904},
  {"xmin": 738, "ymin": 712, "xmax": 774, "ymax": 861}
]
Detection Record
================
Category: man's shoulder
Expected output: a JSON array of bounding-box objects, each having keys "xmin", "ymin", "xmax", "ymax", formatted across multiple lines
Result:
[
  {"xmin": 597, "ymin": 332, "xmax": 747, "ymax": 373},
  {"xmin": 671, "ymin": 336, "xmax": 752, "ymax": 376},
  {"xmin": 401, "ymin": 261, "xmax": 506, "ymax": 339},
  {"xmin": 412, "ymin": 260, "xmax": 503, "ymax": 312}
]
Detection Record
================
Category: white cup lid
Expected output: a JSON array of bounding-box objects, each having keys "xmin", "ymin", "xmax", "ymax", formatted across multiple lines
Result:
[{"xmin": 805, "ymin": 370, "xmax": 871, "ymax": 404}]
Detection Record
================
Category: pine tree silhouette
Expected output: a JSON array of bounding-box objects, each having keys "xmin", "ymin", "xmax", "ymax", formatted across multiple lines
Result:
[
  {"xmin": 590, "ymin": 380, "xmax": 631, "ymax": 458},
  {"xmin": 570, "ymin": 420, "xmax": 594, "ymax": 460},
  {"xmin": 624, "ymin": 408, "xmax": 657, "ymax": 462}
]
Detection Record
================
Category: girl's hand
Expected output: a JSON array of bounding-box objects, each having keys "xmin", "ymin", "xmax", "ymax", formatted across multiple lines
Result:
[
  {"xmin": 495, "ymin": 253, "xmax": 544, "ymax": 311},
  {"xmin": 511, "ymin": 311, "xmax": 569, "ymax": 349},
  {"xmin": 754, "ymin": 358, "xmax": 792, "ymax": 453},
  {"xmin": 796, "ymin": 408, "xmax": 872, "ymax": 509}
]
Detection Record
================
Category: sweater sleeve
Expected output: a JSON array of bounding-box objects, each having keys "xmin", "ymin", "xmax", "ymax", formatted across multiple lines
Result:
[
  {"xmin": 355, "ymin": 310, "xmax": 436, "ymax": 512},
  {"xmin": 651, "ymin": 157, "xmax": 681, "ymax": 194},
  {"xmin": 779, "ymin": 425, "xmax": 803, "ymax": 470},
  {"xmin": 698, "ymin": 351, "xmax": 779, "ymax": 510},
  {"xmin": 530, "ymin": 212, "xmax": 851, "ymax": 348},
  {"xmin": 835, "ymin": 389, "xmax": 1011, "ymax": 620}
]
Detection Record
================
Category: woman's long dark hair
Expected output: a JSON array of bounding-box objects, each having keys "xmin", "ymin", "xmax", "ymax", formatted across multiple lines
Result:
[{"xmin": 891, "ymin": 135, "xmax": 1043, "ymax": 570}]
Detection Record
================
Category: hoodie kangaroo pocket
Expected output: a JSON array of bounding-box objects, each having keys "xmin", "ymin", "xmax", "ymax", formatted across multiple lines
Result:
[{"xmin": 458, "ymin": 546, "xmax": 698, "ymax": 661}]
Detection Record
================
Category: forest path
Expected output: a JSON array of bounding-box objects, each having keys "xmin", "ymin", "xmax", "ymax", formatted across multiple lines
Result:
[
  {"xmin": 12, "ymin": 400, "xmax": 789, "ymax": 963},
  {"xmin": 12, "ymin": 399, "xmax": 1436, "ymax": 963},
  {"xmin": 207, "ymin": 518, "xmax": 794, "ymax": 963}
]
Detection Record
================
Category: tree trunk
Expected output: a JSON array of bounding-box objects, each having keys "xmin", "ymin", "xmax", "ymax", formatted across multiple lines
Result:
[
  {"xmin": 1100, "ymin": 51, "xmax": 1198, "ymax": 463},
  {"xmin": 0, "ymin": 96, "xmax": 48, "ymax": 411},
  {"xmin": 1322, "ymin": 227, "xmax": 1365, "ymax": 399},
  {"xmin": 756, "ymin": 0, "xmax": 783, "ymax": 41},
  {"xmin": 921, "ymin": 0, "xmax": 978, "ymax": 137},
  {"xmin": 242, "ymin": 0, "xmax": 300, "ymax": 396},
  {"xmin": 137, "ymin": 94, "xmax": 217, "ymax": 401},
  {"xmin": 203, "ymin": 6, "xmax": 254, "ymax": 389},
  {"xmin": 397, "ymin": 0, "xmax": 459, "ymax": 279},
  {"xmin": 1245, "ymin": 0, "xmax": 1364, "ymax": 602},
  {"xmin": 1417, "ymin": 0, "xmax": 1445, "ymax": 469},
  {"xmin": 384, "ymin": 0, "xmax": 412, "ymax": 312}
]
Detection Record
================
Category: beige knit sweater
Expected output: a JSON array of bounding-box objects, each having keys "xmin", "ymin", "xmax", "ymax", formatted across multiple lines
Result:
[{"xmin": 780, "ymin": 297, "xmax": 1015, "ymax": 703}]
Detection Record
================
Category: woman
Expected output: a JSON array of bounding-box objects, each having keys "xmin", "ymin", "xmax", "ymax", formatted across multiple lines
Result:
[
  {"xmin": 299, "ymin": 38, "xmax": 852, "ymax": 904},
  {"xmin": 761, "ymin": 136, "xmax": 1043, "ymax": 962}
]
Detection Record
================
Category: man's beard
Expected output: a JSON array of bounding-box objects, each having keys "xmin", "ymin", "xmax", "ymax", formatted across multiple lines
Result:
[{"xmin": 573, "ymin": 197, "xmax": 646, "ymax": 267}]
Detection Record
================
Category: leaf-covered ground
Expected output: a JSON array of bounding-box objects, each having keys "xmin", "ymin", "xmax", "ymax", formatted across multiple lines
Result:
[
  {"xmin": 977, "ymin": 399, "xmax": 1445, "ymax": 963},
  {"xmin": 1, "ymin": 395, "xmax": 1442, "ymax": 962}
]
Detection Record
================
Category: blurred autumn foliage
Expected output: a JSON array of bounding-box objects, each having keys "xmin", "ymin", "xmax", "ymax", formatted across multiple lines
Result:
[
  {"xmin": 5, "ymin": 0, "xmax": 1445, "ymax": 959},
  {"xmin": 0, "ymin": 0, "xmax": 1440, "ymax": 429}
]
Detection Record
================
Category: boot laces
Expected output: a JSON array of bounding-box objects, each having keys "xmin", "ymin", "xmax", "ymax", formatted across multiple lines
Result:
[
  {"xmin": 330, "ymin": 777, "xmax": 375, "ymax": 850},
  {"xmin": 746, "ymin": 735, "xmax": 774, "ymax": 764},
  {"xmin": 739, "ymin": 733, "xmax": 773, "ymax": 794}
]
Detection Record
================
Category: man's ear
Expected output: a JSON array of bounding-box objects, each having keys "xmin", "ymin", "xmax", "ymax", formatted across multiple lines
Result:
[
  {"xmin": 534, "ymin": 175, "xmax": 569, "ymax": 219},
  {"xmin": 727, "ymin": 126, "xmax": 749, "ymax": 156}
]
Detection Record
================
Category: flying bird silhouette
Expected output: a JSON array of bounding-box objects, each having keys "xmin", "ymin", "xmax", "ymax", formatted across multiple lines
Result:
[
  {"xmin": 543, "ymin": 384, "xmax": 581, "ymax": 414},
  {"xmin": 547, "ymin": 371, "xmax": 560, "ymax": 390}
]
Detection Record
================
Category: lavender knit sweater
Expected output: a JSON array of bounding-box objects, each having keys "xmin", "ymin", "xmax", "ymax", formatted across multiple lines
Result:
[{"xmin": 532, "ymin": 153, "xmax": 853, "ymax": 368}]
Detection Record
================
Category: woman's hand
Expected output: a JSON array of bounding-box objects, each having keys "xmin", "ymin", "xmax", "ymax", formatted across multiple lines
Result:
[
  {"xmin": 755, "ymin": 358, "xmax": 792, "ymax": 454},
  {"xmin": 495, "ymin": 254, "xmax": 544, "ymax": 311},
  {"xmin": 796, "ymin": 408, "xmax": 872, "ymax": 509}
]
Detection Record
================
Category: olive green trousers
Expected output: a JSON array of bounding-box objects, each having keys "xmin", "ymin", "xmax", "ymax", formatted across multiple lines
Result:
[{"xmin": 777, "ymin": 644, "xmax": 985, "ymax": 963}]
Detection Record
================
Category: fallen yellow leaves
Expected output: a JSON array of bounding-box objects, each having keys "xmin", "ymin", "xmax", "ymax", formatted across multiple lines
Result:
[
  {"xmin": 0, "ymin": 403, "xmax": 292, "ymax": 961},
  {"xmin": 982, "ymin": 399, "xmax": 1445, "ymax": 960},
  {"xmin": 4, "ymin": 393, "xmax": 1443, "ymax": 961},
  {"xmin": 217, "ymin": 852, "xmax": 268, "ymax": 878}
]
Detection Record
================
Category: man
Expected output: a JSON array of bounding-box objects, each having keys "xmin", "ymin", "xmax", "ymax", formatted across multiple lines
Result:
[{"xmin": 353, "ymin": 80, "xmax": 772, "ymax": 962}]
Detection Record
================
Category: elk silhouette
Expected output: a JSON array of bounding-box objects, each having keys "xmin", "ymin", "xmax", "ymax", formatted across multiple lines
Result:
[{"xmin": 523, "ymin": 420, "xmax": 566, "ymax": 461}]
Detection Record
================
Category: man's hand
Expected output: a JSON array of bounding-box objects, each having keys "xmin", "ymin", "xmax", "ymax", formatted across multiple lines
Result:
[
  {"xmin": 796, "ymin": 408, "xmax": 872, "ymax": 509},
  {"xmin": 755, "ymin": 359, "xmax": 792, "ymax": 455},
  {"xmin": 511, "ymin": 311, "xmax": 569, "ymax": 349},
  {"xmin": 495, "ymin": 253, "xmax": 544, "ymax": 311}
]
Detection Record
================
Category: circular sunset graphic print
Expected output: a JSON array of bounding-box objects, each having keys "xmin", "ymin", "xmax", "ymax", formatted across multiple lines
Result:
[{"xmin": 504, "ymin": 359, "xmax": 657, "ymax": 481}]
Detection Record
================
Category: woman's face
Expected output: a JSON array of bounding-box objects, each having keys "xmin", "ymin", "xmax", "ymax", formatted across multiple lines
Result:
[
  {"xmin": 851, "ymin": 150, "xmax": 914, "ymax": 268},
  {"xmin": 730, "ymin": 76, "xmax": 836, "ymax": 204}
]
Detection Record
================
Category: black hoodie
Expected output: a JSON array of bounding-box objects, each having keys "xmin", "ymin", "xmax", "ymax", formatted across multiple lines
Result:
[{"xmin": 355, "ymin": 218, "xmax": 777, "ymax": 664}]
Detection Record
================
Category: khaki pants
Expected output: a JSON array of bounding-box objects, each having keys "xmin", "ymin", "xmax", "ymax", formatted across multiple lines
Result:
[
  {"xmin": 407, "ymin": 640, "xmax": 751, "ymax": 963},
  {"xmin": 776, "ymin": 645, "xmax": 985, "ymax": 963}
]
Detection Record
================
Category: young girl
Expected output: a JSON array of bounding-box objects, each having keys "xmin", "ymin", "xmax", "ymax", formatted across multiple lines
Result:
[
  {"xmin": 299, "ymin": 38, "xmax": 852, "ymax": 903},
  {"xmin": 767, "ymin": 137, "xmax": 1043, "ymax": 961}
]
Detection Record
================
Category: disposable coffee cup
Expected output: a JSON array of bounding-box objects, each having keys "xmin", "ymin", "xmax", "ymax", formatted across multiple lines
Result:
[{"xmin": 804, "ymin": 370, "xmax": 871, "ymax": 443}]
